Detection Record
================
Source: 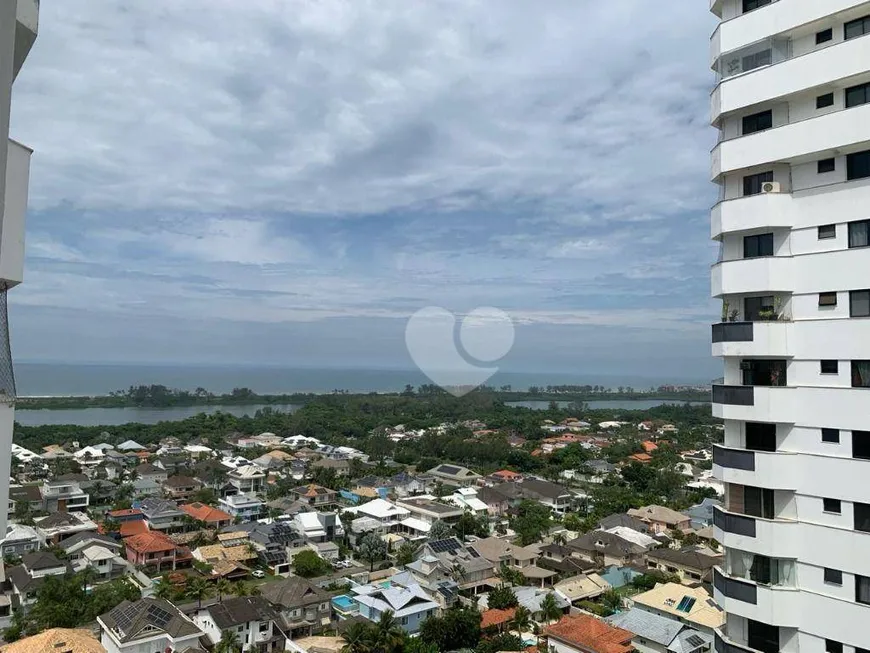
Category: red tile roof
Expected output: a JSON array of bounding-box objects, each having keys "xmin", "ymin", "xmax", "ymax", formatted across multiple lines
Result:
[
  {"xmin": 124, "ymin": 530, "xmax": 177, "ymax": 554},
  {"xmin": 641, "ymin": 441, "xmax": 658, "ymax": 453},
  {"xmin": 180, "ymin": 502, "xmax": 232, "ymax": 523},
  {"xmin": 119, "ymin": 521, "xmax": 150, "ymax": 537},
  {"xmin": 545, "ymin": 614, "xmax": 634, "ymax": 653},
  {"xmin": 628, "ymin": 453, "xmax": 652, "ymax": 463},
  {"xmin": 107, "ymin": 508, "xmax": 143, "ymax": 518},
  {"xmin": 481, "ymin": 607, "xmax": 516, "ymax": 629},
  {"xmin": 492, "ymin": 470, "xmax": 522, "ymax": 480}
]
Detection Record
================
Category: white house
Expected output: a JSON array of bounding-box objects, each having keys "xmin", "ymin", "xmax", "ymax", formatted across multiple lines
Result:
[
  {"xmin": 191, "ymin": 596, "xmax": 285, "ymax": 652},
  {"xmin": 98, "ymin": 598, "xmax": 204, "ymax": 653},
  {"xmin": 352, "ymin": 578, "xmax": 439, "ymax": 635}
]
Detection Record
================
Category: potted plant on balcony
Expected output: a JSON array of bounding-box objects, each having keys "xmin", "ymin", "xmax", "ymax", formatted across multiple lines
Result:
[
  {"xmin": 757, "ymin": 308, "xmax": 775, "ymax": 321},
  {"xmin": 721, "ymin": 301, "xmax": 730, "ymax": 323},
  {"xmin": 729, "ymin": 309, "xmax": 740, "ymax": 322}
]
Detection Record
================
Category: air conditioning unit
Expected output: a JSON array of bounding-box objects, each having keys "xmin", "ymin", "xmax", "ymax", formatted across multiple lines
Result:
[{"xmin": 762, "ymin": 181, "xmax": 781, "ymax": 193}]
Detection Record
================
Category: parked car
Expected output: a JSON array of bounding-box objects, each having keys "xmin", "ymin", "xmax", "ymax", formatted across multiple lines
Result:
[{"xmin": 252, "ymin": 570, "xmax": 265, "ymax": 578}]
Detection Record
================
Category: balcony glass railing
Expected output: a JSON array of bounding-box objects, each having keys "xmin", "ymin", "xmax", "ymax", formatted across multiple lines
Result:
[
  {"xmin": 712, "ymin": 322, "xmax": 754, "ymax": 343},
  {"xmin": 716, "ymin": 37, "xmax": 791, "ymax": 81},
  {"xmin": 714, "ymin": 445, "xmax": 756, "ymax": 471},
  {"xmin": 712, "ymin": 384, "xmax": 755, "ymax": 406},
  {"xmin": 713, "ymin": 506, "xmax": 757, "ymax": 537},
  {"xmin": 714, "ymin": 568, "xmax": 758, "ymax": 604}
]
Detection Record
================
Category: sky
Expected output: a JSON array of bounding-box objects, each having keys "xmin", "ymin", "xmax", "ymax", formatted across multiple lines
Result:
[{"xmin": 8, "ymin": 0, "xmax": 721, "ymax": 381}]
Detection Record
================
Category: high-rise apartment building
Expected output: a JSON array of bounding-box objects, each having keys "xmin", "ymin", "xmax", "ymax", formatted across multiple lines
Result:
[
  {"xmin": 0, "ymin": 0, "xmax": 38, "ymax": 535},
  {"xmin": 710, "ymin": 1, "xmax": 870, "ymax": 652}
]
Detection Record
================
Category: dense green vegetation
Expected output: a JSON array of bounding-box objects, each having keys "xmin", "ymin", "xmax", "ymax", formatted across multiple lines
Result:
[{"xmin": 17, "ymin": 382, "xmax": 709, "ymax": 410}]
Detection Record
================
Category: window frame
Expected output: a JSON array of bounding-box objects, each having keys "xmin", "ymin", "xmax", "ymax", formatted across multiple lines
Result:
[
  {"xmin": 818, "ymin": 224, "xmax": 836, "ymax": 240},
  {"xmin": 818, "ymin": 292, "xmax": 838, "ymax": 307},
  {"xmin": 847, "ymin": 151, "xmax": 870, "ymax": 182},
  {"xmin": 824, "ymin": 568, "xmax": 843, "ymax": 585},
  {"xmin": 845, "ymin": 15, "xmax": 870, "ymax": 41},
  {"xmin": 820, "ymin": 360, "xmax": 839, "ymax": 375},
  {"xmin": 742, "ymin": 110, "xmax": 773, "ymax": 136},
  {"xmin": 852, "ymin": 360, "xmax": 870, "ymax": 388},
  {"xmin": 816, "ymin": 93, "xmax": 835, "ymax": 109},
  {"xmin": 743, "ymin": 0, "xmax": 772, "ymax": 13},
  {"xmin": 744, "ymin": 296, "xmax": 775, "ymax": 322},
  {"xmin": 818, "ymin": 158, "xmax": 836, "ymax": 174},
  {"xmin": 743, "ymin": 171, "xmax": 774, "ymax": 197},
  {"xmin": 816, "ymin": 28, "xmax": 834, "ymax": 45},
  {"xmin": 851, "ymin": 290, "xmax": 870, "ymax": 317},
  {"xmin": 858, "ymin": 574, "xmax": 870, "ymax": 604},
  {"xmin": 845, "ymin": 82, "xmax": 870, "ymax": 109},
  {"xmin": 853, "ymin": 431, "xmax": 870, "ymax": 461},
  {"xmin": 826, "ymin": 640, "xmax": 843, "ymax": 653},
  {"xmin": 849, "ymin": 220, "xmax": 870, "ymax": 248},
  {"xmin": 822, "ymin": 497, "xmax": 841, "ymax": 514},
  {"xmin": 822, "ymin": 428, "xmax": 840, "ymax": 444},
  {"xmin": 743, "ymin": 233, "xmax": 774, "ymax": 259}
]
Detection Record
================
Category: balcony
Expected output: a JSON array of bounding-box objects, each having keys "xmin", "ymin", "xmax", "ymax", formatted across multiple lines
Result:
[
  {"xmin": 713, "ymin": 444, "xmax": 755, "ymax": 471},
  {"xmin": 712, "ymin": 384, "xmax": 754, "ymax": 406},
  {"xmin": 714, "ymin": 568, "xmax": 802, "ymax": 628},
  {"xmin": 713, "ymin": 30, "xmax": 870, "ymax": 120},
  {"xmin": 13, "ymin": 0, "xmax": 38, "ymax": 81},
  {"xmin": 713, "ymin": 102, "xmax": 870, "ymax": 179},
  {"xmin": 712, "ymin": 321, "xmax": 790, "ymax": 359},
  {"xmin": 713, "ymin": 445, "xmax": 802, "ymax": 490},
  {"xmin": 1, "ymin": 140, "xmax": 30, "ymax": 287},
  {"xmin": 713, "ymin": 385, "xmax": 795, "ymax": 422},
  {"xmin": 711, "ymin": 192, "xmax": 792, "ymax": 238},
  {"xmin": 711, "ymin": 257, "xmax": 793, "ymax": 297},
  {"xmin": 714, "ymin": 568, "xmax": 757, "ymax": 605},
  {"xmin": 714, "ymin": 630, "xmax": 765, "ymax": 653},
  {"xmin": 713, "ymin": 506, "xmax": 800, "ymax": 558}
]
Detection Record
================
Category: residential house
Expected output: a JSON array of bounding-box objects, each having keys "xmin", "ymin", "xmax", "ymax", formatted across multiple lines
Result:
[
  {"xmin": 396, "ymin": 496, "xmax": 463, "ymax": 534},
  {"xmin": 444, "ymin": 487, "xmax": 489, "ymax": 516},
  {"xmin": 511, "ymin": 586, "xmax": 571, "ymax": 620},
  {"xmin": 630, "ymin": 583, "xmax": 724, "ymax": 635},
  {"xmin": 40, "ymin": 478, "xmax": 89, "ymax": 512},
  {"xmin": 98, "ymin": 598, "xmax": 204, "ymax": 653},
  {"xmin": 34, "ymin": 511, "xmax": 98, "ymax": 545},
  {"xmin": 538, "ymin": 544, "xmax": 598, "ymax": 577},
  {"xmin": 227, "ymin": 464, "xmax": 267, "ymax": 495},
  {"xmin": 476, "ymin": 486, "xmax": 511, "ymax": 517},
  {"xmin": 116, "ymin": 440, "xmax": 146, "ymax": 452},
  {"xmin": 493, "ymin": 479, "xmax": 574, "ymax": 516},
  {"xmin": 0, "ymin": 523, "xmax": 42, "ymax": 557},
  {"xmin": 598, "ymin": 514, "xmax": 650, "ymax": 534},
  {"xmin": 0, "ymin": 628, "xmax": 105, "ymax": 653},
  {"xmin": 291, "ymin": 484, "xmax": 338, "ymax": 509},
  {"xmin": 106, "ymin": 508, "xmax": 145, "ymax": 525},
  {"xmin": 544, "ymin": 614, "xmax": 635, "ymax": 653},
  {"xmin": 607, "ymin": 608, "xmax": 713, "ymax": 653},
  {"xmin": 193, "ymin": 535, "xmax": 257, "ymax": 579},
  {"xmin": 427, "ymin": 464, "xmax": 481, "ymax": 487},
  {"xmin": 61, "ymin": 532, "xmax": 129, "ymax": 582},
  {"xmin": 6, "ymin": 552, "xmax": 70, "ymax": 616},
  {"xmin": 191, "ymin": 596, "xmax": 285, "ymax": 652},
  {"xmin": 124, "ymin": 531, "xmax": 191, "ymax": 571},
  {"xmin": 134, "ymin": 463, "xmax": 167, "ymax": 484},
  {"xmin": 684, "ymin": 499, "xmax": 722, "ymax": 530},
  {"xmin": 627, "ymin": 506, "xmax": 692, "ymax": 535},
  {"xmin": 233, "ymin": 521, "xmax": 303, "ymax": 576},
  {"xmin": 139, "ymin": 497, "xmax": 185, "ymax": 531},
  {"xmin": 489, "ymin": 469, "xmax": 523, "ymax": 484},
  {"xmin": 391, "ymin": 472, "xmax": 436, "ymax": 497},
  {"xmin": 162, "ymin": 475, "xmax": 202, "ymax": 501},
  {"xmin": 553, "ymin": 573, "xmax": 612, "ymax": 605},
  {"xmin": 599, "ymin": 565, "xmax": 644, "ymax": 590},
  {"xmin": 645, "ymin": 548, "xmax": 723, "ymax": 585},
  {"xmin": 219, "ymin": 493, "xmax": 263, "ymax": 520},
  {"xmin": 8, "ymin": 484, "xmax": 43, "ymax": 515},
  {"xmin": 567, "ymin": 530, "xmax": 651, "ymax": 568},
  {"xmin": 131, "ymin": 477, "xmax": 162, "ymax": 498},
  {"xmin": 412, "ymin": 538, "xmax": 497, "ymax": 595},
  {"xmin": 155, "ymin": 455, "xmax": 189, "ymax": 476},
  {"xmin": 352, "ymin": 579, "xmax": 439, "ymax": 634},
  {"xmin": 179, "ymin": 502, "xmax": 233, "ymax": 529},
  {"xmin": 310, "ymin": 457, "xmax": 351, "ymax": 476},
  {"xmin": 261, "ymin": 576, "xmax": 333, "ymax": 638},
  {"xmin": 293, "ymin": 512, "xmax": 343, "ymax": 544},
  {"xmin": 183, "ymin": 444, "xmax": 214, "ymax": 459},
  {"xmin": 470, "ymin": 536, "xmax": 539, "ymax": 572}
]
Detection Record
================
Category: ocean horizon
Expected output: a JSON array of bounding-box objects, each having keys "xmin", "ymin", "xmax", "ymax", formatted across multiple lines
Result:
[{"xmin": 12, "ymin": 362, "xmax": 711, "ymax": 397}]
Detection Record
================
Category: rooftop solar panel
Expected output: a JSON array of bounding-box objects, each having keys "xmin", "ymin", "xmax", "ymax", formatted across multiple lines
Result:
[
  {"xmin": 438, "ymin": 465, "xmax": 461, "ymax": 475},
  {"xmin": 685, "ymin": 634, "xmax": 705, "ymax": 648}
]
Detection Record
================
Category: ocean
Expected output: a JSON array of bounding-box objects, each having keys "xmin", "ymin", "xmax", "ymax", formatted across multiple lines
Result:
[{"xmin": 14, "ymin": 362, "xmax": 707, "ymax": 397}]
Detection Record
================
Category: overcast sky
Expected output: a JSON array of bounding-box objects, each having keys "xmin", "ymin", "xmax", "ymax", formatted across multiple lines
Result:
[{"xmin": 8, "ymin": 0, "xmax": 720, "ymax": 380}]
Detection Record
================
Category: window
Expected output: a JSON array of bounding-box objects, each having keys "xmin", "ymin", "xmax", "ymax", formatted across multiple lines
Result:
[
  {"xmin": 821, "ymin": 360, "xmax": 839, "ymax": 374},
  {"xmin": 743, "ymin": 233, "xmax": 774, "ymax": 258},
  {"xmin": 847, "ymin": 151, "xmax": 870, "ymax": 181},
  {"xmin": 858, "ymin": 575, "xmax": 870, "ymax": 604},
  {"xmin": 743, "ymin": 171, "xmax": 774, "ymax": 196},
  {"xmin": 743, "ymin": 0, "xmax": 772, "ymax": 13},
  {"xmin": 819, "ymin": 292, "xmax": 838, "ymax": 307},
  {"xmin": 816, "ymin": 93, "xmax": 835, "ymax": 109},
  {"xmin": 742, "ymin": 49, "xmax": 772, "ymax": 72},
  {"xmin": 742, "ymin": 359, "xmax": 787, "ymax": 387},
  {"xmin": 851, "ymin": 290, "xmax": 870, "ymax": 317},
  {"xmin": 747, "ymin": 620, "xmax": 779, "ymax": 653},
  {"xmin": 824, "ymin": 568, "xmax": 843, "ymax": 585},
  {"xmin": 849, "ymin": 220, "xmax": 870, "ymax": 248},
  {"xmin": 742, "ymin": 110, "xmax": 773, "ymax": 135},
  {"xmin": 749, "ymin": 555, "xmax": 772, "ymax": 584},
  {"xmin": 846, "ymin": 82, "xmax": 870, "ymax": 109},
  {"xmin": 822, "ymin": 428, "xmax": 840, "ymax": 443},
  {"xmin": 823, "ymin": 498, "xmax": 841, "ymax": 514},
  {"xmin": 818, "ymin": 158, "xmax": 836, "ymax": 174},
  {"xmin": 858, "ymin": 503, "xmax": 870, "ymax": 533},
  {"xmin": 845, "ymin": 15, "xmax": 870, "ymax": 41},
  {"xmin": 852, "ymin": 360, "xmax": 870, "ymax": 387},
  {"xmin": 826, "ymin": 641, "xmax": 843, "ymax": 653},
  {"xmin": 853, "ymin": 432, "xmax": 870, "ymax": 460},
  {"xmin": 745, "ymin": 486, "xmax": 774, "ymax": 519},
  {"xmin": 746, "ymin": 422, "xmax": 777, "ymax": 452},
  {"xmin": 816, "ymin": 28, "xmax": 833, "ymax": 45},
  {"xmin": 818, "ymin": 224, "xmax": 836, "ymax": 239},
  {"xmin": 745, "ymin": 296, "xmax": 775, "ymax": 322}
]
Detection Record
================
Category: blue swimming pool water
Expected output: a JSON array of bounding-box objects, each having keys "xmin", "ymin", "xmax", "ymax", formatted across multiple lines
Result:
[{"xmin": 332, "ymin": 595, "xmax": 357, "ymax": 609}]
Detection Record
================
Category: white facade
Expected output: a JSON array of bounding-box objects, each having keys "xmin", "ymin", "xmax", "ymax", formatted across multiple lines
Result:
[
  {"xmin": 0, "ymin": 0, "xmax": 37, "ymax": 538},
  {"xmin": 710, "ymin": 3, "xmax": 870, "ymax": 653}
]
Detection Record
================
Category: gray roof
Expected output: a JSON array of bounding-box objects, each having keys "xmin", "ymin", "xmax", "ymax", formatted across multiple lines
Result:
[
  {"xmin": 100, "ymin": 598, "xmax": 201, "ymax": 643},
  {"xmin": 22, "ymin": 551, "xmax": 65, "ymax": 571},
  {"xmin": 60, "ymin": 531, "xmax": 121, "ymax": 552},
  {"xmin": 567, "ymin": 531, "xmax": 646, "ymax": 558},
  {"xmin": 139, "ymin": 497, "xmax": 182, "ymax": 516},
  {"xmin": 646, "ymin": 547, "xmax": 722, "ymax": 571},
  {"xmin": 599, "ymin": 513, "xmax": 650, "ymax": 533},
  {"xmin": 261, "ymin": 576, "xmax": 331, "ymax": 610},
  {"xmin": 607, "ymin": 607, "xmax": 684, "ymax": 646},
  {"xmin": 206, "ymin": 596, "xmax": 279, "ymax": 628}
]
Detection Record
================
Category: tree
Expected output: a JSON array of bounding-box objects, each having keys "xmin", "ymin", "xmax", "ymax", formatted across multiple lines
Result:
[
  {"xmin": 357, "ymin": 533, "xmax": 388, "ymax": 572},
  {"xmin": 419, "ymin": 606, "xmax": 481, "ymax": 651},
  {"xmin": 509, "ymin": 500, "xmax": 552, "ymax": 546},
  {"xmin": 215, "ymin": 577, "xmax": 233, "ymax": 601},
  {"xmin": 539, "ymin": 593, "xmax": 562, "ymax": 624},
  {"xmin": 373, "ymin": 610, "xmax": 405, "ymax": 653},
  {"xmin": 186, "ymin": 577, "xmax": 212, "ymax": 608},
  {"xmin": 395, "ymin": 542, "xmax": 416, "ymax": 567},
  {"xmin": 293, "ymin": 550, "xmax": 331, "ymax": 578},
  {"xmin": 233, "ymin": 581, "xmax": 260, "ymax": 597},
  {"xmin": 215, "ymin": 629, "xmax": 242, "ymax": 653},
  {"xmin": 428, "ymin": 520, "xmax": 452, "ymax": 541},
  {"xmin": 341, "ymin": 621, "xmax": 375, "ymax": 653},
  {"xmin": 453, "ymin": 512, "xmax": 489, "ymax": 540},
  {"xmin": 511, "ymin": 605, "xmax": 531, "ymax": 636},
  {"xmin": 476, "ymin": 634, "xmax": 523, "ymax": 653},
  {"xmin": 488, "ymin": 585, "xmax": 518, "ymax": 610},
  {"xmin": 600, "ymin": 590, "xmax": 623, "ymax": 615}
]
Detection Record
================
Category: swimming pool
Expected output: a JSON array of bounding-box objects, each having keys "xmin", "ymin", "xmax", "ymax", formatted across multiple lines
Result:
[{"xmin": 332, "ymin": 595, "xmax": 358, "ymax": 610}]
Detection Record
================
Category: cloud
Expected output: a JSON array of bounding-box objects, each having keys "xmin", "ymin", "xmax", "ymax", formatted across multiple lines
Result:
[{"xmin": 7, "ymin": 0, "xmax": 721, "ymax": 378}]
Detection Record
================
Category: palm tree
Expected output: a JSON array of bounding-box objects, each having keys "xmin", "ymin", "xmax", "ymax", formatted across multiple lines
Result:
[
  {"xmin": 539, "ymin": 593, "xmax": 562, "ymax": 625},
  {"xmin": 154, "ymin": 574, "xmax": 176, "ymax": 600},
  {"xmin": 512, "ymin": 605, "xmax": 532, "ymax": 638},
  {"xmin": 601, "ymin": 590, "xmax": 623, "ymax": 615},
  {"xmin": 186, "ymin": 577, "xmax": 213, "ymax": 608},
  {"xmin": 373, "ymin": 611, "xmax": 405, "ymax": 653},
  {"xmin": 233, "ymin": 581, "xmax": 261, "ymax": 597},
  {"xmin": 215, "ymin": 577, "xmax": 233, "ymax": 601},
  {"xmin": 551, "ymin": 532, "xmax": 566, "ymax": 546},
  {"xmin": 341, "ymin": 621, "xmax": 375, "ymax": 653},
  {"xmin": 214, "ymin": 629, "xmax": 242, "ymax": 653}
]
